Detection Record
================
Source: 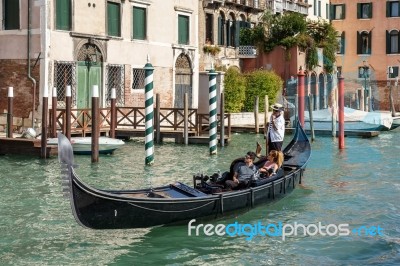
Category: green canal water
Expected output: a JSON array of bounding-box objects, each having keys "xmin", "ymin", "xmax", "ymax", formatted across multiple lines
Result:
[{"xmin": 0, "ymin": 130, "xmax": 400, "ymax": 265}]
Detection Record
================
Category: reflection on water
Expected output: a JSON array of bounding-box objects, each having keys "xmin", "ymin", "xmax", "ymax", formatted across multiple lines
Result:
[{"xmin": 0, "ymin": 130, "xmax": 399, "ymax": 264}]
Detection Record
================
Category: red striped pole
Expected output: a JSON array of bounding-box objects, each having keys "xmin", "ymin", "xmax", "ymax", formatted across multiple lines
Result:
[
  {"xmin": 297, "ymin": 67, "xmax": 305, "ymax": 127},
  {"xmin": 338, "ymin": 75, "xmax": 345, "ymax": 149}
]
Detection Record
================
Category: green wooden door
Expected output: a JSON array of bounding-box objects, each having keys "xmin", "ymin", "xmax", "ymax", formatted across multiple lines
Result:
[{"xmin": 77, "ymin": 63, "xmax": 102, "ymax": 108}]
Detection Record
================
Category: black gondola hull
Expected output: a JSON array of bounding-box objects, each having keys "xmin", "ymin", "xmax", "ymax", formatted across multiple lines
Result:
[{"xmin": 58, "ymin": 120, "xmax": 310, "ymax": 229}]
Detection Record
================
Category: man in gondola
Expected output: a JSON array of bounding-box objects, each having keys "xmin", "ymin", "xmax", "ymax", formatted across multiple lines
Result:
[
  {"xmin": 266, "ymin": 103, "xmax": 285, "ymax": 153},
  {"xmin": 225, "ymin": 151, "xmax": 258, "ymax": 190}
]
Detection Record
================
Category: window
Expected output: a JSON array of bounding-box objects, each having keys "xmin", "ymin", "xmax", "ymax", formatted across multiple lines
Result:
[
  {"xmin": 106, "ymin": 65, "xmax": 125, "ymax": 105},
  {"xmin": 357, "ymin": 31, "xmax": 371, "ymax": 54},
  {"xmin": 358, "ymin": 66, "xmax": 370, "ymax": 79},
  {"xmin": 387, "ymin": 30, "xmax": 400, "ymax": 54},
  {"xmin": 388, "ymin": 66, "xmax": 399, "ymax": 78},
  {"xmin": 337, "ymin": 32, "xmax": 345, "ymax": 54},
  {"xmin": 205, "ymin": 13, "xmax": 213, "ymax": 44},
  {"xmin": 178, "ymin": 15, "xmax": 189, "ymax": 45},
  {"xmin": 331, "ymin": 4, "xmax": 345, "ymax": 20},
  {"xmin": 357, "ymin": 3, "xmax": 372, "ymax": 19},
  {"xmin": 217, "ymin": 13, "xmax": 225, "ymax": 45},
  {"xmin": 387, "ymin": 1, "xmax": 400, "ymax": 17},
  {"xmin": 4, "ymin": 0, "xmax": 20, "ymax": 30},
  {"xmin": 107, "ymin": 2, "xmax": 121, "ymax": 37},
  {"xmin": 132, "ymin": 6, "xmax": 146, "ymax": 40},
  {"xmin": 56, "ymin": 0, "xmax": 71, "ymax": 31},
  {"xmin": 318, "ymin": 1, "xmax": 321, "ymax": 17},
  {"xmin": 132, "ymin": 68, "xmax": 145, "ymax": 90},
  {"xmin": 314, "ymin": 0, "xmax": 317, "ymax": 16}
]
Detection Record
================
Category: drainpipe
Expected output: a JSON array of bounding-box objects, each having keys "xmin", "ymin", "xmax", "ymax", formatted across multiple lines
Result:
[{"xmin": 28, "ymin": 0, "xmax": 37, "ymax": 128}]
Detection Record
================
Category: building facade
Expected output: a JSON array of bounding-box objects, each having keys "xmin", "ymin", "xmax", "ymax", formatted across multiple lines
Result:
[
  {"xmin": 331, "ymin": 0, "xmax": 400, "ymax": 111},
  {"xmin": 0, "ymin": 0, "xmax": 199, "ymax": 127}
]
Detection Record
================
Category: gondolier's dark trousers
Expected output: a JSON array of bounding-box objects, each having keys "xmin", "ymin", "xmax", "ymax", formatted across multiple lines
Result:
[{"xmin": 268, "ymin": 135, "xmax": 283, "ymax": 153}]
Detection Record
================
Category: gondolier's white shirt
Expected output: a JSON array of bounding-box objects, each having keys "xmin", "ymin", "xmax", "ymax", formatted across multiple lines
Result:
[{"xmin": 269, "ymin": 112, "xmax": 285, "ymax": 142}]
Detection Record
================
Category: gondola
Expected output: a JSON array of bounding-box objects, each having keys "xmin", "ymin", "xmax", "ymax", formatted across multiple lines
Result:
[{"xmin": 58, "ymin": 120, "xmax": 311, "ymax": 229}]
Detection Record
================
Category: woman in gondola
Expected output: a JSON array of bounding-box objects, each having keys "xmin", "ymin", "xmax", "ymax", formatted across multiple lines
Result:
[{"xmin": 259, "ymin": 150, "xmax": 283, "ymax": 177}]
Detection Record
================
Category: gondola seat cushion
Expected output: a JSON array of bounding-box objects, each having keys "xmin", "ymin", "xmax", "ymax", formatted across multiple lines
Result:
[{"xmin": 250, "ymin": 168, "xmax": 284, "ymax": 187}]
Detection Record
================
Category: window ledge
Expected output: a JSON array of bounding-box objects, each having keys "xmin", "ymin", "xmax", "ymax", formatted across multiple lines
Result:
[{"xmin": 131, "ymin": 39, "xmax": 149, "ymax": 44}]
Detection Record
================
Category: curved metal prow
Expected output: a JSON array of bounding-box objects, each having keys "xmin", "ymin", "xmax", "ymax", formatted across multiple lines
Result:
[{"xmin": 58, "ymin": 133, "xmax": 74, "ymax": 167}]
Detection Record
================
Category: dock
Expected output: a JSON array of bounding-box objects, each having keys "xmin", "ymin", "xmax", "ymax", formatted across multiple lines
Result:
[
  {"xmin": 0, "ymin": 138, "xmax": 58, "ymax": 156},
  {"xmin": 285, "ymin": 128, "xmax": 380, "ymax": 138}
]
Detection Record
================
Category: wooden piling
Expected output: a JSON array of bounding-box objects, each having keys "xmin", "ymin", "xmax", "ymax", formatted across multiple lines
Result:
[
  {"xmin": 254, "ymin": 96, "xmax": 259, "ymax": 134},
  {"xmin": 155, "ymin": 94, "xmax": 161, "ymax": 144},
  {"xmin": 51, "ymin": 87, "xmax": 57, "ymax": 137},
  {"xmin": 65, "ymin": 85, "xmax": 72, "ymax": 140},
  {"xmin": 264, "ymin": 95, "xmax": 269, "ymax": 137},
  {"xmin": 7, "ymin": 87, "xmax": 13, "ymax": 138},
  {"xmin": 91, "ymin": 85, "xmax": 99, "ymax": 163},
  {"xmin": 308, "ymin": 95, "xmax": 315, "ymax": 141},
  {"xmin": 184, "ymin": 93, "xmax": 188, "ymax": 145},
  {"xmin": 220, "ymin": 92, "xmax": 225, "ymax": 147},
  {"xmin": 338, "ymin": 76, "xmax": 345, "ymax": 149},
  {"xmin": 110, "ymin": 88, "xmax": 116, "ymax": 138},
  {"xmin": 40, "ymin": 87, "xmax": 48, "ymax": 158}
]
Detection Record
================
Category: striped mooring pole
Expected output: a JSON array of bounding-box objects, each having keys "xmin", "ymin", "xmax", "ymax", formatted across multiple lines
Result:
[
  {"xmin": 208, "ymin": 68, "xmax": 218, "ymax": 155},
  {"xmin": 144, "ymin": 55, "xmax": 155, "ymax": 165}
]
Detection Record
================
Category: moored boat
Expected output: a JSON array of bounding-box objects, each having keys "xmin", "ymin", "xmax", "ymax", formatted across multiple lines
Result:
[
  {"xmin": 291, "ymin": 107, "xmax": 393, "ymax": 131},
  {"xmin": 57, "ymin": 121, "xmax": 311, "ymax": 229},
  {"xmin": 49, "ymin": 137, "xmax": 124, "ymax": 155}
]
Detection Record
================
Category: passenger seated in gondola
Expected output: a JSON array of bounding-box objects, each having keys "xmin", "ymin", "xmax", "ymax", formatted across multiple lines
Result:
[
  {"xmin": 259, "ymin": 150, "xmax": 283, "ymax": 177},
  {"xmin": 225, "ymin": 151, "xmax": 258, "ymax": 190}
]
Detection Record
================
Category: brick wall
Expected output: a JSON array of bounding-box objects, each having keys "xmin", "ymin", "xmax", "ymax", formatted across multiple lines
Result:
[{"xmin": 0, "ymin": 59, "xmax": 40, "ymax": 118}]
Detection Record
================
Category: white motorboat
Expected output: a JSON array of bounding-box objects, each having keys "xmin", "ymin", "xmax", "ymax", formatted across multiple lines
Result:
[
  {"xmin": 291, "ymin": 107, "xmax": 393, "ymax": 131},
  {"xmin": 48, "ymin": 137, "xmax": 124, "ymax": 155}
]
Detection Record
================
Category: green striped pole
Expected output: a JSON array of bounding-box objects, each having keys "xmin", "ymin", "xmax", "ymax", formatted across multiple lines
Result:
[
  {"xmin": 144, "ymin": 56, "xmax": 155, "ymax": 165},
  {"xmin": 208, "ymin": 68, "xmax": 218, "ymax": 155}
]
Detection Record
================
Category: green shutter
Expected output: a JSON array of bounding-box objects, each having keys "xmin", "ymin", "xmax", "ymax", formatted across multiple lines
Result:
[
  {"xmin": 326, "ymin": 4, "xmax": 329, "ymax": 19},
  {"xmin": 341, "ymin": 32, "xmax": 345, "ymax": 54},
  {"xmin": 56, "ymin": 0, "xmax": 71, "ymax": 30},
  {"xmin": 368, "ymin": 31, "xmax": 372, "ymax": 54},
  {"xmin": 234, "ymin": 21, "xmax": 240, "ymax": 47},
  {"xmin": 314, "ymin": 0, "xmax": 317, "ymax": 16},
  {"xmin": 342, "ymin": 4, "xmax": 346, "ymax": 19},
  {"xmin": 386, "ymin": 30, "xmax": 390, "ymax": 54},
  {"xmin": 178, "ymin": 15, "xmax": 189, "ymax": 44},
  {"xmin": 357, "ymin": 3, "xmax": 361, "ymax": 19},
  {"xmin": 4, "ymin": 0, "xmax": 20, "ymax": 30},
  {"xmin": 330, "ymin": 5, "xmax": 334, "ymax": 20},
  {"xmin": 386, "ymin": 1, "xmax": 390, "ymax": 17},
  {"xmin": 133, "ymin": 7, "xmax": 146, "ymax": 40},
  {"xmin": 107, "ymin": 2, "xmax": 120, "ymax": 37},
  {"xmin": 394, "ymin": 67, "xmax": 399, "ymax": 78},
  {"xmin": 369, "ymin": 3, "xmax": 373, "ymax": 18},
  {"xmin": 226, "ymin": 20, "xmax": 231, "ymax": 46},
  {"xmin": 357, "ymin": 31, "xmax": 362, "ymax": 54},
  {"xmin": 217, "ymin": 17, "xmax": 222, "ymax": 45}
]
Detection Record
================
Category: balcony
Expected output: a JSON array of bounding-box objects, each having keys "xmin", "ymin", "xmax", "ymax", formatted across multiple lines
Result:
[
  {"xmin": 268, "ymin": 0, "xmax": 309, "ymax": 15},
  {"xmin": 238, "ymin": 46, "xmax": 257, "ymax": 58},
  {"xmin": 225, "ymin": 0, "xmax": 264, "ymax": 11}
]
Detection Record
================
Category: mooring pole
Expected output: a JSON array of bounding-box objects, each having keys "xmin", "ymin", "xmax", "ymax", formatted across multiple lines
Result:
[
  {"xmin": 65, "ymin": 85, "xmax": 71, "ymax": 141},
  {"xmin": 297, "ymin": 67, "xmax": 305, "ymax": 127},
  {"xmin": 254, "ymin": 96, "xmax": 259, "ymax": 134},
  {"xmin": 110, "ymin": 88, "xmax": 116, "ymax": 138},
  {"xmin": 184, "ymin": 92, "xmax": 189, "ymax": 145},
  {"xmin": 7, "ymin": 87, "xmax": 14, "ymax": 138},
  {"xmin": 308, "ymin": 95, "xmax": 315, "ymax": 142},
  {"xmin": 338, "ymin": 75, "xmax": 345, "ymax": 149},
  {"xmin": 91, "ymin": 85, "xmax": 99, "ymax": 163},
  {"xmin": 51, "ymin": 87, "xmax": 57, "ymax": 138},
  {"xmin": 220, "ymin": 92, "xmax": 225, "ymax": 147},
  {"xmin": 144, "ymin": 55, "xmax": 155, "ymax": 165},
  {"xmin": 208, "ymin": 67, "xmax": 218, "ymax": 155},
  {"xmin": 40, "ymin": 86, "xmax": 48, "ymax": 158}
]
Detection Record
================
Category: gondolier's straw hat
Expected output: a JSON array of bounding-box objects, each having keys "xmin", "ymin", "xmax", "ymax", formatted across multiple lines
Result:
[{"xmin": 271, "ymin": 103, "xmax": 284, "ymax": 111}]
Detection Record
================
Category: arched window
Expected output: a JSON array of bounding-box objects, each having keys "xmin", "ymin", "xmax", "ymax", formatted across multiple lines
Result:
[
  {"xmin": 386, "ymin": 30, "xmax": 400, "ymax": 54},
  {"xmin": 357, "ymin": 31, "xmax": 371, "ymax": 54}
]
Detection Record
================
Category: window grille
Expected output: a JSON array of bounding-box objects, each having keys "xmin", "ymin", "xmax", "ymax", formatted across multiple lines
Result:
[
  {"xmin": 132, "ymin": 68, "xmax": 146, "ymax": 90},
  {"xmin": 54, "ymin": 61, "xmax": 76, "ymax": 107},
  {"xmin": 106, "ymin": 64, "xmax": 125, "ymax": 106}
]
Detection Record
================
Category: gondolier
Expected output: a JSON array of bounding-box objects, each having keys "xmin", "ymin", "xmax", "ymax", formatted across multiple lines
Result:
[{"xmin": 267, "ymin": 103, "xmax": 285, "ymax": 153}]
